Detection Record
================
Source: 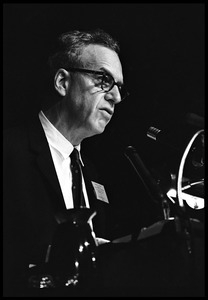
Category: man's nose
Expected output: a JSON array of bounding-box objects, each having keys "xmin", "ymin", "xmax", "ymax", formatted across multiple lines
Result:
[{"xmin": 105, "ymin": 85, "xmax": 121, "ymax": 104}]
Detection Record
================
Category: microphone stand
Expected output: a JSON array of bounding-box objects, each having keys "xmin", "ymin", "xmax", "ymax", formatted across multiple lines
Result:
[{"xmin": 124, "ymin": 145, "xmax": 195, "ymax": 251}]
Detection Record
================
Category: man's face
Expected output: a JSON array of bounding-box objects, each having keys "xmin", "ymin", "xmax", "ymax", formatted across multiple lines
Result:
[{"xmin": 64, "ymin": 44, "xmax": 123, "ymax": 139}]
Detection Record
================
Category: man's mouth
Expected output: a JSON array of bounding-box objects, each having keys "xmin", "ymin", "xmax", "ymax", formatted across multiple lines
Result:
[{"xmin": 100, "ymin": 107, "xmax": 114, "ymax": 116}]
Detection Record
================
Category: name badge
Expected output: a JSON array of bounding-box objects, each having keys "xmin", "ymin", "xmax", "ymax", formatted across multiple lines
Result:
[{"xmin": 91, "ymin": 181, "xmax": 109, "ymax": 204}]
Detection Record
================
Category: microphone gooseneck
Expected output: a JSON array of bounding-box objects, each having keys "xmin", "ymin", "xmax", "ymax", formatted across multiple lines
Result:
[{"xmin": 124, "ymin": 145, "xmax": 168, "ymax": 205}]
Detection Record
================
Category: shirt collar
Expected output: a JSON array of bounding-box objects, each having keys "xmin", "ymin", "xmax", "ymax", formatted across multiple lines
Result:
[{"xmin": 39, "ymin": 110, "xmax": 84, "ymax": 165}]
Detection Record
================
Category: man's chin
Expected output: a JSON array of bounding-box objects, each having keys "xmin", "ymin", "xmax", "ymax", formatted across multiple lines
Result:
[
  {"xmin": 85, "ymin": 120, "xmax": 109, "ymax": 138},
  {"xmin": 94, "ymin": 120, "xmax": 108, "ymax": 134},
  {"xmin": 92, "ymin": 126, "xmax": 105, "ymax": 136}
]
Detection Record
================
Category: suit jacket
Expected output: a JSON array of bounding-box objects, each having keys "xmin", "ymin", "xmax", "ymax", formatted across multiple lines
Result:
[{"xmin": 3, "ymin": 116, "xmax": 109, "ymax": 291}]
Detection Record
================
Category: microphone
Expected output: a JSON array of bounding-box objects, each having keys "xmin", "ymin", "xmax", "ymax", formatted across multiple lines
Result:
[
  {"xmin": 147, "ymin": 113, "xmax": 204, "ymax": 152},
  {"xmin": 147, "ymin": 126, "xmax": 193, "ymax": 152},
  {"xmin": 124, "ymin": 145, "xmax": 168, "ymax": 205}
]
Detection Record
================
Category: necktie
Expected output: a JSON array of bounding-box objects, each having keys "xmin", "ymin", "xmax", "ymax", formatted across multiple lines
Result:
[{"xmin": 70, "ymin": 148, "xmax": 86, "ymax": 208}]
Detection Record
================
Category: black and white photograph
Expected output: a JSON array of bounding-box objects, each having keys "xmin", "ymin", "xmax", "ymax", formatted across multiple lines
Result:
[{"xmin": 3, "ymin": 3, "xmax": 204, "ymax": 297}]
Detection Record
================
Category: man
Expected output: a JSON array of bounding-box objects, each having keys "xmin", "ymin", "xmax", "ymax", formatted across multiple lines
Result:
[{"xmin": 3, "ymin": 29, "xmax": 129, "ymax": 292}]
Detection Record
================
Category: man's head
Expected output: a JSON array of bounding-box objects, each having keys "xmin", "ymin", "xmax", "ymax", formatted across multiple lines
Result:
[
  {"xmin": 45, "ymin": 29, "xmax": 128, "ymax": 145},
  {"xmin": 48, "ymin": 29, "xmax": 120, "ymax": 73}
]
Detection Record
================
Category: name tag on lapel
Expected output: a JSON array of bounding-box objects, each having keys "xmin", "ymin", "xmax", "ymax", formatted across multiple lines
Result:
[{"xmin": 91, "ymin": 181, "xmax": 109, "ymax": 204}]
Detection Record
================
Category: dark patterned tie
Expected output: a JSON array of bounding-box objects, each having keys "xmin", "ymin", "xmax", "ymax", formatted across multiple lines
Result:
[{"xmin": 70, "ymin": 148, "xmax": 86, "ymax": 208}]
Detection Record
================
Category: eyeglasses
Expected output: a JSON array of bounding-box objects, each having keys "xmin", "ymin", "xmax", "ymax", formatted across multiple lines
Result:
[{"xmin": 67, "ymin": 67, "xmax": 129, "ymax": 101}]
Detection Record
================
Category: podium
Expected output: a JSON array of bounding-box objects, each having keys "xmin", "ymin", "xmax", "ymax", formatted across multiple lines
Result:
[
  {"xmin": 11, "ymin": 218, "xmax": 203, "ymax": 297},
  {"xmin": 95, "ymin": 218, "xmax": 204, "ymax": 297}
]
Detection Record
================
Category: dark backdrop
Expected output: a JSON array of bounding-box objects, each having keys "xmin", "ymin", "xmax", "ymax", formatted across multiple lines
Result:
[{"xmin": 3, "ymin": 3, "xmax": 205, "ymax": 235}]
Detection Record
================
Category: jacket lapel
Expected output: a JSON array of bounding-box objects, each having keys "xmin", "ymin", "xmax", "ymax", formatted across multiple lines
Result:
[{"xmin": 28, "ymin": 117, "xmax": 66, "ymax": 210}]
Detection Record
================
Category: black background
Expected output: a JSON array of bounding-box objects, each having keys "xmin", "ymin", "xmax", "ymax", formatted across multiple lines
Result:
[{"xmin": 3, "ymin": 3, "xmax": 205, "ymax": 234}]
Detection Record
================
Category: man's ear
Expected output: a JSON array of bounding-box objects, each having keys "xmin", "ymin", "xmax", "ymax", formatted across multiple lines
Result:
[{"xmin": 54, "ymin": 68, "xmax": 70, "ymax": 96}]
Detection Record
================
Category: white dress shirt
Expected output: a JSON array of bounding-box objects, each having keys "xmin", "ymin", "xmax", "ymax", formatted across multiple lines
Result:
[{"xmin": 38, "ymin": 110, "xmax": 90, "ymax": 210}]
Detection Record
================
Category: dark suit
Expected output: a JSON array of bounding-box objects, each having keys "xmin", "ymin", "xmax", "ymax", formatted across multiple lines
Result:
[{"xmin": 3, "ymin": 116, "xmax": 109, "ymax": 292}]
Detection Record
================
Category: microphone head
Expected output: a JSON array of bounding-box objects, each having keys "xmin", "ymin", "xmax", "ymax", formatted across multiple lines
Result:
[
  {"xmin": 147, "ymin": 126, "xmax": 161, "ymax": 141},
  {"xmin": 146, "ymin": 125, "xmax": 193, "ymax": 153}
]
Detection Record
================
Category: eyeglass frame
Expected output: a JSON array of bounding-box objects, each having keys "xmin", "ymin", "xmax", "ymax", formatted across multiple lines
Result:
[{"xmin": 66, "ymin": 67, "xmax": 129, "ymax": 101}]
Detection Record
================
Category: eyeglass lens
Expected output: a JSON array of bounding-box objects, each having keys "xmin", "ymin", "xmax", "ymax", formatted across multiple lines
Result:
[{"xmin": 102, "ymin": 73, "xmax": 128, "ymax": 100}]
